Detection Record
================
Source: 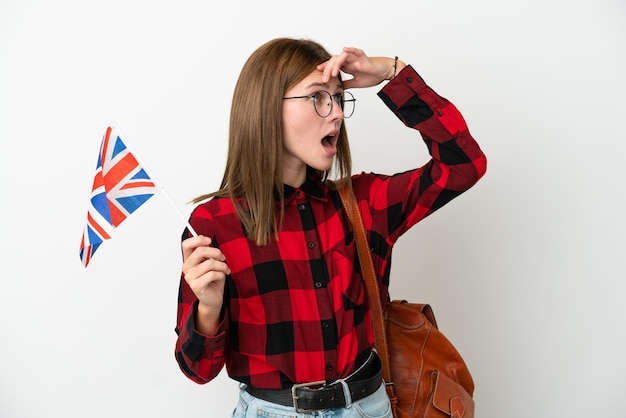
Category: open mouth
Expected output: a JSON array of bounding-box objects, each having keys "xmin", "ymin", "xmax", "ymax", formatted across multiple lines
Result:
[{"xmin": 321, "ymin": 133, "xmax": 338, "ymax": 151}]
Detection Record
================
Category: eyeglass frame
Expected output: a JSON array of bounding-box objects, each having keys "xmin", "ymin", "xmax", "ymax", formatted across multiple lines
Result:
[{"xmin": 282, "ymin": 90, "xmax": 356, "ymax": 118}]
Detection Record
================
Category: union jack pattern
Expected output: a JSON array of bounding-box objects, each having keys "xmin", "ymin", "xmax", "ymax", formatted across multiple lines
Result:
[{"xmin": 79, "ymin": 125, "xmax": 159, "ymax": 267}]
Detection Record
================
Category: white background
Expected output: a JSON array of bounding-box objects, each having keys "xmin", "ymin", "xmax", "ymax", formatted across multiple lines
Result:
[{"xmin": 1, "ymin": 0, "xmax": 625, "ymax": 417}]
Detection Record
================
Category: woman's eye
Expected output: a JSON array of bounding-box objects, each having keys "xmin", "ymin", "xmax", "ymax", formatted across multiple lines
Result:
[{"xmin": 310, "ymin": 92, "xmax": 322, "ymax": 102}]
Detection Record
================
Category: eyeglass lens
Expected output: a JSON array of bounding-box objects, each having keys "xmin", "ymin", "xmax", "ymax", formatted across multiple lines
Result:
[{"xmin": 314, "ymin": 91, "xmax": 355, "ymax": 118}]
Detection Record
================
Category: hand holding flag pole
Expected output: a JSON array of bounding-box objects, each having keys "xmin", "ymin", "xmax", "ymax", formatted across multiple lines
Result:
[{"xmin": 79, "ymin": 124, "xmax": 197, "ymax": 267}]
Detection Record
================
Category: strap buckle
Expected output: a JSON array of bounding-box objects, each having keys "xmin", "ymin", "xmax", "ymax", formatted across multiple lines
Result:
[{"xmin": 291, "ymin": 380, "xmax": 326, "ymax": 413}]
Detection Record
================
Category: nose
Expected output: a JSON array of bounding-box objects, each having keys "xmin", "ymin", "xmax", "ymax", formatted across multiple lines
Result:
[{"xmin": 329, "ymin": 98, "xmax": 344, "ymax": 120}]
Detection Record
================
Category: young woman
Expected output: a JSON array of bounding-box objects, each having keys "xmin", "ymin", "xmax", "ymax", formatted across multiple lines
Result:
[{"xmin": 175, "ymin": 37, "xmax": 487, "ymax": 417}]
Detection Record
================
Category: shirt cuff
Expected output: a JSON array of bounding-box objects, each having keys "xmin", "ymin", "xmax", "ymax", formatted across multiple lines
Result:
[{"xmin": 186, "ymin": 301, "xmax": 228, "ymax": 350}]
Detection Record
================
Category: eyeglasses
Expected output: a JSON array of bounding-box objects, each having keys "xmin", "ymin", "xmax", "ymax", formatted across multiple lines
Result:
[{"xmin": 283, "ymin": 90, "xmax": 356, "ymax": 118}]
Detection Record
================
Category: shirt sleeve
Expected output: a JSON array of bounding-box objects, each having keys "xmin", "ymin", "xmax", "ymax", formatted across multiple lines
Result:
[
  {"xmin": 353, "ymin": 64, "xmax": 487, "ymax": 245},
  {"xmin": 174, "ymin": 206, "xmax": 229, "ymax": 384}
]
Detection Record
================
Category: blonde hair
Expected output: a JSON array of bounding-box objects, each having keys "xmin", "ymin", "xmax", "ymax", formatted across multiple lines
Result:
[{"xmin": 193, "ymin": 38, "xmax": 352, "ymax": 245}]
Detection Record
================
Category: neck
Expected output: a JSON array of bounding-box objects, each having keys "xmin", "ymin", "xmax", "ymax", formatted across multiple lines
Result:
[{"xmin": 282, "ymin": 163, "xmax": 307, "ymax": 188}]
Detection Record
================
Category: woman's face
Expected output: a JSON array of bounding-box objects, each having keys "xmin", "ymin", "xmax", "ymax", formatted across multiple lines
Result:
[{"xmin": 281, "ymin": 69, "xmax": 345, "ymax": 187}]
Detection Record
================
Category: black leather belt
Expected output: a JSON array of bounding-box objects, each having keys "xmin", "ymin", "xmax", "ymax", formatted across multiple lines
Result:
[{"xmin": 245, "ymin": 352, "xmax": 383, "ymax": 412}]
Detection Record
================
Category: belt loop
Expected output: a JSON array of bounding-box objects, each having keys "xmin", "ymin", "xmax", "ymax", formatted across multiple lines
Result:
[{"xmin": 339, "ymin": 378, "xmax": 353, "ymax": 408}]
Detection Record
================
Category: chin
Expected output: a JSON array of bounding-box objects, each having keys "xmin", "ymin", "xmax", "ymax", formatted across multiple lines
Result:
[{"xmin": 311, "ymin": 162, "xmax": 334, "ymax": 173}]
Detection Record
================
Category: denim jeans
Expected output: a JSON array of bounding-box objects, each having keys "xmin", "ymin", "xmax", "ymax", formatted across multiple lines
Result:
[{"xmin": 231, "ymin": 382, "xmax": 392, "ymax": 418}]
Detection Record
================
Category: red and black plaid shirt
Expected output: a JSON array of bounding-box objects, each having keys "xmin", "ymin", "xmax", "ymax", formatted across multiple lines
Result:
[{"xmin": 175, "ymin": 65, "xmax": 487, "ymax": 389}]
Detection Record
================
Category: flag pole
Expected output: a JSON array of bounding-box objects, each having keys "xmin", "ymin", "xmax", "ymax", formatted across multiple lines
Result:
[
  {"xmin": 159, "ymin": 187, "xmax": 198, "ymax": 237},
  {"xmin": 113, "ymin": 122, "xmax": 198, "ymax": 237}
]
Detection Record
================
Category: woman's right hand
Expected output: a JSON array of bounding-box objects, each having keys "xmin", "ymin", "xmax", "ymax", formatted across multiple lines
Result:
[{"xmin": 182, "ymin": 235, "xmax": 230, "ymax": 333}]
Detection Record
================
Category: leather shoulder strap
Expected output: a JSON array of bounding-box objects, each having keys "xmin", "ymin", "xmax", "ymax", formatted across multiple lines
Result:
[{"xmin": 338, "ymin": 184, "xmax": 393, "ymax": 386}]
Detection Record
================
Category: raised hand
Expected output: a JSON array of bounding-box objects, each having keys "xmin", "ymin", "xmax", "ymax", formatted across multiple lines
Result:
[{"xmin": 317, "ymin": 47, "xmax": 406, "ymax": 90}]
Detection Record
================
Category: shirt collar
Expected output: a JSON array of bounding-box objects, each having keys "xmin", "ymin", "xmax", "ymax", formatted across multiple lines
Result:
[{"xmin": 280, "ymin": 177, "xmax": 328, "ymax": 204}]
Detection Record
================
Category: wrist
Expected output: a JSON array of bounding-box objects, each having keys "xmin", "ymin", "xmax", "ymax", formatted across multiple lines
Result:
[
  {"xmin": 196, "ymin": 301, "xmax": 222, "ymax": 335},
  {"xmin": 391, "ymin": 57, "xmax": 407, "ymax": 79}
]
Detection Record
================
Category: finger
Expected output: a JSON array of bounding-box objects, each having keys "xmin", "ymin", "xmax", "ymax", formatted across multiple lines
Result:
[
  {"xmin": 342, "ymin": 46, "xmax": 362, "ymax": 56},
  {"xmin": 182, "ymin": 235, "xmax": 212, "ymax": 260},
  {"xmin": 184, "ymin": 258, "xmax": 231, "ymax": 289},
  {"xmin": 191, "ymin": 245, "xmax": 227, "ymax": 263},
  {"xmin": 201, "ymin": 257, "xmax": 231, "ymax": 275},
  {"xmin": 340, "ymin": 47, "xmax": 365, "ymax": 66},
  {"xmin": 187, "ymin": 270, "xmax": 228, "ymax": 311},
  {"xmin": 186, "ymin": 253, "xmax": 231, "ymax": 279},
  {"xmin": 318, "ymin": 59, "xmax": 336, "ymax": 83},
  {"xmin": 183, "ymin": 250, "xmax": 229, "ymax": 287},
  {"xmin": 318, "ymin": 48, "xmax": 363, "ymax": 73},
  {"xmin": 186, "ymin": 269, "xmax": 227, "ymax": 298},
  {"xmin": 319, "ymin": 53, "xmax": 348, "ymax": 83}
]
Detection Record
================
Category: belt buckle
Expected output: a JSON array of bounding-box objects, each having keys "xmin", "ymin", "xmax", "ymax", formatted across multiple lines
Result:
[{"xmin": 291, "ymin": 380, "xmax": 326, "ymax": 413}]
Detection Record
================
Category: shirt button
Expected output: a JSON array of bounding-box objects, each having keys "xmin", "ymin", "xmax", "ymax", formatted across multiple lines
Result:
[
  {"xmin": 315, "ymin": 282, "xmax": 323, "ymax": 288},
  {"xmin": 322, "ymin": 321, "xmax": 329, "ymax": 328},
  {"xmin": 326, "ymin": 364, "xmax": 334, "ymax": 371},
  {"xmin": 296, "ymin": 190, "xmax": 302, "ymax": 197},
  {"xmin": 298, "ymin": 204, "xmax": 306, "ymax": 211},
  {"xmin": 406, "ymin": 77, "xmax": 413, "ymax": 83},
  {"xmin": 437, "ymin": 110, "xmax": 443, "ymax": 116},
  {"xmin": 307, "ymin": 242, "xmax": 315, "ymax": 249}
]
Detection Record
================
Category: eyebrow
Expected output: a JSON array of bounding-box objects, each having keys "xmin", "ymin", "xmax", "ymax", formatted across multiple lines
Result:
[{"xmin": 305, "ymin": 81, "xmax": 344, "ymax": 91}]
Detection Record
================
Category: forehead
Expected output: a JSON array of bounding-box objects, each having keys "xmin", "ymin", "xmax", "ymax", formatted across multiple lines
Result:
[{"xmin": 287, "ymin": 69, "xmax": 343, "ymax": 93}]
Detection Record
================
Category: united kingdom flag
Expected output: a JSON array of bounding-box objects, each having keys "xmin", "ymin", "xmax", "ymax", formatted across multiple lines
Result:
[{"xmin": 79, "ymin": 125, "xmax": 159, "ymax": 267}]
